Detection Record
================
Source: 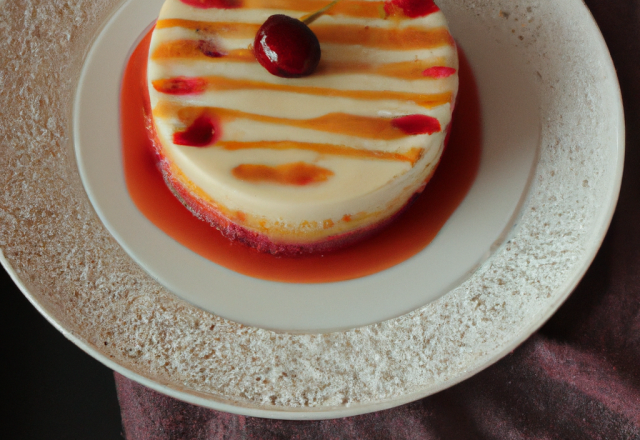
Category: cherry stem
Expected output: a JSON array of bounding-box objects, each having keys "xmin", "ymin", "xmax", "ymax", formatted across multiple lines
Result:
[{"xmin": 300, "ymin": 0, "xmax": 343, "ymax": 25}]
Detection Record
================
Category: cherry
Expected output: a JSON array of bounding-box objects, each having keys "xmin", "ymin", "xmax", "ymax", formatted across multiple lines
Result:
[
  {"xmin": 253, "ymin": 0, "xmax": 341, "ymax": 77},
  {"xmin": 254, "ymin": 15, "xmax": 321, "ymax": 78}
]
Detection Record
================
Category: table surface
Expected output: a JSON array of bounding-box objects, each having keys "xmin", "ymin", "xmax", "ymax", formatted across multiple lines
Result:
[{"xmin": 2, "ymin": 265, "xmax": 123, "ymax": 439}]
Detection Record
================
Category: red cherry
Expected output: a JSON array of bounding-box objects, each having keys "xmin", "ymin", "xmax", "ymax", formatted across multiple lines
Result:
[{"xmin": 254, "ymin": 15, "xmax": 321, "ymax": 78}]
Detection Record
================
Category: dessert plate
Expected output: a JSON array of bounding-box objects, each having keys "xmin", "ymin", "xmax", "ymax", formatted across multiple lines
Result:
[
  {"xmin": 75, "ymin": 0, "xmax": 538, "ymax": 333},
  {"xmin": 1, "ymin": 0, "xmax": 623, "ymax": 420}
]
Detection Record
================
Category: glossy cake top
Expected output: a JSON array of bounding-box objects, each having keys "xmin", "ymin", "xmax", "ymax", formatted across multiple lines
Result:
[{"xmin": 147, "ymin": 0, "xmax": 458, "ymax": 228}]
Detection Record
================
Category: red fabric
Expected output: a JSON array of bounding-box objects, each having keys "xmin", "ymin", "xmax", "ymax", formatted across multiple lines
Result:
[{"xmin": 116, "ymin": 0, "xmax": 640, "ymax": 437}]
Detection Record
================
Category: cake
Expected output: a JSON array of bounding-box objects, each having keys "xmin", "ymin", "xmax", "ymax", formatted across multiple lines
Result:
[{"xmin": 146, "ymin": 0, "xmax": 458, "ymax": 255}]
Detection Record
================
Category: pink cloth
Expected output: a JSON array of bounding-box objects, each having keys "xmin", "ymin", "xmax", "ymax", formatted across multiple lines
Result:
[{"xmin": 116, "ymin": 0, "xmax": 640, "ymax": 437}]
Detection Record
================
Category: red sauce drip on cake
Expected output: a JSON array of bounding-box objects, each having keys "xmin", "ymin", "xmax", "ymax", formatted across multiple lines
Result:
[
  {"xmin": 232, "ymin": 162, "xmax": 334, "ymax": 185},
  {"xmin": 422, "ymin": 66, "xmax": 457, "ymax": 78},
  {"xmin": 173, "ymin": 113, "xmax": 221, "ymax": 146},
  {"xmin": 180, "ymin": 0, "xmax": 241, "ymax": 9},
  {"xmin": 384, "ymin": 0, "xmax": 439, "ymax": 18},
  {"xmin": 121, "ymin": 29, "xmax": 481, "ymax": 283},
  {"xmin": 154, "ymin": 76, "xmax": 207, "ymax": 95},
  {"xmin": 392, "ymin": 114, "xmax": 441, "ymax": 135}
]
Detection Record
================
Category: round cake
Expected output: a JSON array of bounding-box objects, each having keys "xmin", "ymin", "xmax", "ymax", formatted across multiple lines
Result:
[{"xmin": 146, "ymin": 0, "xmax": 459, "ymax": 255}]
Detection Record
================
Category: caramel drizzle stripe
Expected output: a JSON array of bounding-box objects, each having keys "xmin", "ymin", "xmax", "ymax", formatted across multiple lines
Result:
[
  {"xmin": 155, "ymin": 103, "xmax": 424, "ymax": 163},
  {"xmin": 155, "ymin": 102, "xmax": 415, "ymax": 140},
  {"xmin": 217, "ymin": 140, "xmax": 423, "ymax": 164},
  {"xmin": 152, "ymin": 42, "xmax": 256, "ymax": 62},
  {"xmin": 313, "ymin": 25, "xmax": 454, "ymax": 50},
  {"xmin": 155, "ymin": 19, "xmax": 260, "ymax": 38},
  {"xmin": 155, "ymin": 19, "xmax": 454, "ymax": 50},
  {"xmin": 232, "ymin": 162, "xmax": 335, "ymax": 186},
  {"xmin": 151, "ymin": 40, "xmax": 450, "ymax": 81},
  {"xmin": 239, "ymin": 0, "xmax": 385, "ymax": 19},
  {"xmin": 317, "ymin": 57, "xmax": 450, "ymax": 80},
  {"xmin": 152, "ymin": 76, "xmax": 453, "ymax": 108}
]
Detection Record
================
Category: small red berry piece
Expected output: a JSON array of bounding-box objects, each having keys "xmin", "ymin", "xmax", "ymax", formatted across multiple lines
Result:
[
  {"xmin": 153, "ymin": 77, "xmax": 207, "ymax": 95},
  {"xmin": 254, "ymin": 15, "xmax": 321, "ymax": 78},
  {"xmin": 422, "ymin": 66, "xmax": 456, "ymax": 78},
  {"xmin": 392, "ymin": 114, "xmax": 441, "ymax": 135},
  {"xmin": 384, "ymin": 0, "xmax": 439, "ymax": 18},
  {"xmin": 173, "ymin": 114, "xmax": 220, "ymax": 146},
  {"xmin": 179, "ymin": 0, "xmax": 241, "ymax": 9}
]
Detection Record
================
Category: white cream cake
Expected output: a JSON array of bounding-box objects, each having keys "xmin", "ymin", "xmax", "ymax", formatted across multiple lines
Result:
[{"xmin": 146, "ymin": 0, "xmax": 458, "ymax": 255}]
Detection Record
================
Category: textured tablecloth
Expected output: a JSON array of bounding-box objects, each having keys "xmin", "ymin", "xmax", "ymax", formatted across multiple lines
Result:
[{"xmin": 115, "ymin": 0, "xmax": 640, "ymax": 438}]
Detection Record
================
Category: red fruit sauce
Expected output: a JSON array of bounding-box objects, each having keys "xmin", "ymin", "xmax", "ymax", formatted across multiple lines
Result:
[
  {"xmin": 153, "ymin": 76, "xmax": 207, "ymax": 95},
  {"xmin": 384, "ymin": 0, "xmax": 439, "ymax": 18},
  {"xmin": 172, "ymin": 114, "xmax": 220, "ymax": 146},
  {"xmin": 179, "ymin": 0, "xmax": 241, "ymax": 9},
  {"xmin": 392, "ymin": 114, "xmax": 441, "ymax": 135},
  {"xmin": 422, "ymin": 66, "xmax": 457, "ymax": 78},
  {"xmin": 121, "ymin": 29, "xmax": 481, "ymax": 283}
]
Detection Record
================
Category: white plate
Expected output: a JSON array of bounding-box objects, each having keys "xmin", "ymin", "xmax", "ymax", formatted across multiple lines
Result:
[
  {"xmin": 75, "ymin": 0, "xmax": 539, "ymax": 333},
  {"xmin": 1, "ymin": 0, "xmax": 624, "ymax": 420}
]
